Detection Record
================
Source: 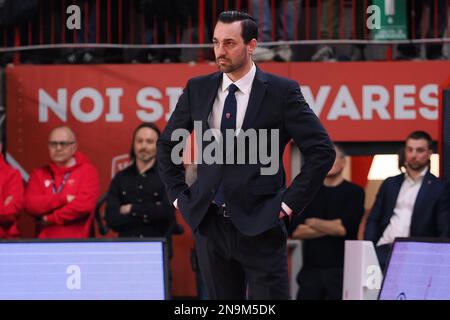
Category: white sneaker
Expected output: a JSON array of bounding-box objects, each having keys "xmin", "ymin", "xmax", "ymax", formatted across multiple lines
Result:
[{"xmin": 253, "ymin": 47, "xmax": 275, "ymax": 62}]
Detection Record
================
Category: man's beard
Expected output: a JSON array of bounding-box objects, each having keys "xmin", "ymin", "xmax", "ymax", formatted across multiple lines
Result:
[
  {"xmin": 216, "ymin": 50, "xmax": 247, "ymax": 73},
  {"xmin": 406, "ymin": 161, "xmax": 428, "ymax": 172},
  {"xmin": 217, "ymin": 64, "xmax": 235, "ymax": 73},
  {"xmin": 216, "ymin": 59, "xmax": 239, "ymax": 73},
  {"xmin": 137, "ymin": 151, "xmax": 154, "ymax": 163}
]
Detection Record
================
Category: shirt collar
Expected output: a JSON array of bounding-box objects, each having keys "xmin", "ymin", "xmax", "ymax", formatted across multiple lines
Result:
[{"xmin": 221, "ymin": 62, "xmax": 256, "ymax": 94}]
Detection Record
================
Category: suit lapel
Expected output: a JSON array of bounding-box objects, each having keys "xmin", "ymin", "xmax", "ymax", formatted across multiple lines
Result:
[
  {"xmin": 241, "ymin": 67, "xmax": 268, "ymax": 131},
  {"xmin": 410, "ymin": 172, "xmax": 432, "ymax": 235},
  {"xmin": 202, "ymin": 72, "xmax": 222, "ymax": 130}
]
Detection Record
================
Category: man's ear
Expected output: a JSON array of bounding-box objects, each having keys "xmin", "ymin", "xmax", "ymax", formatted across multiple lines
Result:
[{"xmin": 248, "ymin": 38, "xmax": 257, "ymax": 55}]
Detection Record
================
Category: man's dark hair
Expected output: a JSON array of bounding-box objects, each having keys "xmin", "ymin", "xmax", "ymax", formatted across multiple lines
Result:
[
  {"xmin": 406, "ymin": 130, "xmax": 434, "ymax": 150},
  {"xmin": 218, "ymin": 10, "xmax": 258, "ymax": 43},
  {"xmin": 129, "ymin": 122, "xmax": 161, "ymax": 162}
]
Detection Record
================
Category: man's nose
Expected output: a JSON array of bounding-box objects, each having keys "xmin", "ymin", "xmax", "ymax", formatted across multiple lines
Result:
[{"xmin": 216, "ymin": 43, "xmax": 226, "ymax": 56}]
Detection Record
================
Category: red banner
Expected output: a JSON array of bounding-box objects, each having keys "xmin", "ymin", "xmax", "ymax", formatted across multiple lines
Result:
[
  {"xmin": 7, "ymin": 61, "xmax": 449, "ymax": 183},
  {"xmin": 288, "ymin": 61, "xmax": 449, "ymax": 141}
]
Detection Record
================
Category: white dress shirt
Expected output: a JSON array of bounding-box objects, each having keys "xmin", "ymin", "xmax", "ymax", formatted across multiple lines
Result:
[
  {"xmin": 208, "ymin": 62, "xmax": 256, "ymax": 136},
  {"xmin": 377, "ymin": 167, "xmax": 428, "ymax": 246}
]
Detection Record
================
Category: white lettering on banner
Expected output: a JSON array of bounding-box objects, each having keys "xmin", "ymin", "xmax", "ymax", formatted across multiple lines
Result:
[
  {"xmin": 38, "ymin": 87, "xmax": 182, "ymax": 123},
  {"xmin": 419, "ymin": 84, "xmax": 438, "ymax": 120},
  {"xmin": 136, "ymin": 87, "xmax": 164, "ymax": 122},
  {"xmin": 300, "ymin": 85, "xmax": 331, "ymax": 116},
  {"xmin": 328, "ymin": 85, "xmax": 360, "ymax": 120},
  {"xmin": 363, "ymin": 85, "xmax": 390, "ymax": 119},
  {"xmin": 37, "ymin": 84, "xmax": 437, "ymax": 123},
  {"xmin": 105, "ymin": 88, "xmax": 124, "ymax": 122},
  {"xmin": 395, "ymin": 85, "xmax": 416, "ymax": 119},
  {"xmin": 301, "ymin": 84, "xmax": 438, "ymax": 120},
  {"xmin": 71, "ymin": 87, "xmax": 103, "ymax": 122},
  {"xmin": 39, "ymin": 89, "xmax": 67, "ymax": 122}
]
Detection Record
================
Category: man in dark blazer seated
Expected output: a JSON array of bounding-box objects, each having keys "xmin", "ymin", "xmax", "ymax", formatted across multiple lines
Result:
[
  {"xmin": 365, "ymin": 131, "xmax": 449, "ymax": 271},
  {"xmin": 157, "ymin": 11, "xmax": 335, "ymax": 299}
]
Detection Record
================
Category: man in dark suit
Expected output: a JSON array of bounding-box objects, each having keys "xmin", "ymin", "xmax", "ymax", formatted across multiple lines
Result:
[
  {"xmin": 365, "ymin": 131, "xmax": 449, "ymax": 271},
  {"xmin": 157, "ymin": 10, "xmax": 335, "ymax": 300}
]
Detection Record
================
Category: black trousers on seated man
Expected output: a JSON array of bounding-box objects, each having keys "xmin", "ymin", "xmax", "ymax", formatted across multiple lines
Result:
[{"xmin": 194, "ymin": 204, "xmax": 289, "ymax": 300}]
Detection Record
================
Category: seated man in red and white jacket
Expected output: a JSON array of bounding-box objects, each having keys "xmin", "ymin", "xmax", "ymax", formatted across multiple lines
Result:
[
  {"xmin": 0, "ymin": 142, "xmax": 24, "ymax": 239},
  {"xmin": 24, "ymin": 126, "xmax": 100, "ymax": 239}
]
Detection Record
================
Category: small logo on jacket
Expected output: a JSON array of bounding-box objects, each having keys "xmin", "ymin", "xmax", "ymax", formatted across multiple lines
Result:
[{"xmin": 111, "ymin": 154, "xmax": 131, "ymax": 178}]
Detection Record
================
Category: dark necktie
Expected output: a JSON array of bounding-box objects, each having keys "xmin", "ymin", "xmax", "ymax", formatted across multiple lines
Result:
[{"xmin": 214, "ymin": 83, "xmax": 238, "ymax": 207}]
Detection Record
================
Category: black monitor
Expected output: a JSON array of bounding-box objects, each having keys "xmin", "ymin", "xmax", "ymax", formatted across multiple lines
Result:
[
  {"xmin": 378, "ymin": 238, "xmax": 450, "ymax": 300},
  {"xmin": 0, "ymin": 238, "xmax": 169, "ymax": 300}
]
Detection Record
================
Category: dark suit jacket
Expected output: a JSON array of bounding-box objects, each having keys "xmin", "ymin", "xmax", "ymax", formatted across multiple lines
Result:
[
  {"xmin": 364, "ymin": 171, "xmax": 449, "ymax": 243},
  {"xmin": 157, "ymin": 67, "xmax": 335, "ymax": 236}
]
